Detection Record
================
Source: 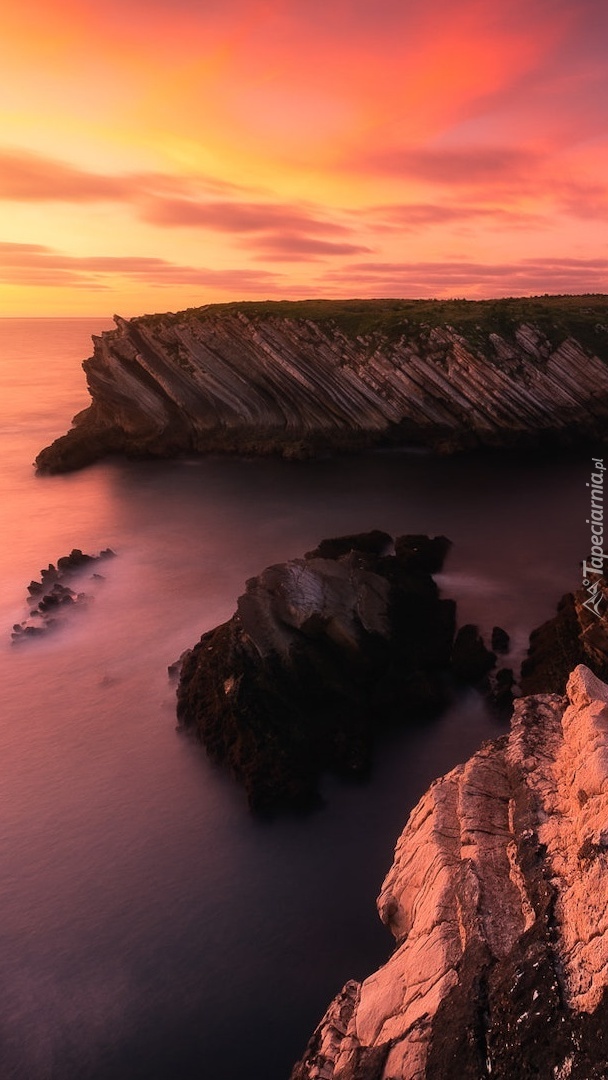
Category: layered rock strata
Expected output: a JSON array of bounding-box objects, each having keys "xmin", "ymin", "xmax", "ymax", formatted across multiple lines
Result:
[
  {"xmin": 35, "ymin": 299, "xmax": 608, "ymax": 472},
  {"xmin": 292, "ymin": 665, "xmax": 608, "ymax": 1080},
  {"xmin": 175, "ymin": 532, "xmax": 488, "ymax": 812}
]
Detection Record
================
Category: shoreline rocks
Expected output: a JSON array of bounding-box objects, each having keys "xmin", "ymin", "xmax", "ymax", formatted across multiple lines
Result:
[
  {"xmin": 11, "ymin": 548, "xmax": 116, "ymax": 643},
  {"xmin": 291, "ymin": 665, "xmax": 608, "ymax": 1079},
  {"xmin": 521, "ymin": 578, "xmax": 608, "ymax": 694},
  {"xmin": 35, "ymin": 299, "xmax": 608, "ymax": 473},
  {"xmin": 175, "ymin": 532, "xmax": 502, "ymax": 812}
]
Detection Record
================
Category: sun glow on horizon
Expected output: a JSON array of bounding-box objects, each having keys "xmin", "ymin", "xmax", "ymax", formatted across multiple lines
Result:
[{"xmin": 1, "ymin": 0, "xmax": 606, "ymax": 315}]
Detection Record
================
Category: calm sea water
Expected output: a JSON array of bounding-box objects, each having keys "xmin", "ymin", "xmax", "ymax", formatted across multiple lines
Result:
[{"xmin": 0, "ymin": 319, "xmax": 588, "ymax": 1079}]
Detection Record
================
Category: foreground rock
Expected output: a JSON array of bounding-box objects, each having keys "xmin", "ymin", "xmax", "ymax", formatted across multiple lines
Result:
[
  {"xmin": 292, "ymin": 665, "xmax": 608, "ymax": 1080},
  {"xmin": 35, "ymin": 297, "xmax": 608, "ymax": 472},
  {"xmin": 11, "ymin": 548, "xmax": 115, "ymax": 642},
  {"xmin": 175, "ymin": 532, "xmax": 488, "ymax": 812}
]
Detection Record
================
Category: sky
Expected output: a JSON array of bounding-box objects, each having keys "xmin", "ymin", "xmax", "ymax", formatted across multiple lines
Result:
[{"xmin": 0, "ymin": 0, "xmax": 607, "ymax": 315}]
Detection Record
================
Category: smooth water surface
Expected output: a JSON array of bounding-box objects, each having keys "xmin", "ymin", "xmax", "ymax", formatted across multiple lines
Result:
[{"xmin": 0, "ymin": 319, "xmax": 589, "ymax": 1078}]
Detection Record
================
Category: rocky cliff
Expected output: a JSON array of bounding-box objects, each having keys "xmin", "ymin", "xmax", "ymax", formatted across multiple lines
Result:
[
  {"xmin": 291, "ymin": 665, "xmax": 608, "ymax": 1080},
  {"xmin": 35, "ymin": 297, "xmax": 608, "ymax": 472}
]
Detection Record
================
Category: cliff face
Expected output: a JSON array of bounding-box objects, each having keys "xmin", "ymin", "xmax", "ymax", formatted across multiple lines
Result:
[
  {"xmin": 35, "ymin": 298, "xmax": 608, "ymax": 471},
  {"xmin": 292, "ymin": 665, "xmax": 608, "ymax": 1080}
]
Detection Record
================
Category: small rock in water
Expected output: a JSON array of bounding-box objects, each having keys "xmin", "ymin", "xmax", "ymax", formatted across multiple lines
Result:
[
  {"xmin": 491, "ymin": 625, "xmax": 510, "ymax": 653},
  {"xmin": 10, "ymin": 548, "xmax": 117, "ymax": 644},
  {"xmin": 451, "ymin": 624, "xmax": 496, "ymax": 684},
  {"xmin": 57, "ymin": 549, "xmax": 92, "ymax": 572}
]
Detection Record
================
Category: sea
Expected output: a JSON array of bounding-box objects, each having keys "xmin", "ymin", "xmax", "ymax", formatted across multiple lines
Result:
[{"xmin": 0, "ymin": 318, "xmax": 589, "ymax": 1079}]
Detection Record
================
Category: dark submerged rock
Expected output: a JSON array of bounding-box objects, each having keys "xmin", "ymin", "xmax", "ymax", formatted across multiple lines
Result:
[
  {"xmin": 491, "ymin": 625, "xmax": 510, "ymax": 654},
  {"xmin": 10, "ymin": 548, "xmax": 116, "ymax": 644},
  {"xmin": 491, "ymin": 667, "xmax": 515, "ymax": 713},
  {"xmin": 451, "ymin": 624, "xmax": 496, "ymax": 685}
]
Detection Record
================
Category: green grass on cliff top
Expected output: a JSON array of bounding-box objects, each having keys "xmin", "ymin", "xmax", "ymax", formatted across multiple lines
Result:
[{"xmin": 137, "ymin": 295, "xmax": 608, "ymax": 353}]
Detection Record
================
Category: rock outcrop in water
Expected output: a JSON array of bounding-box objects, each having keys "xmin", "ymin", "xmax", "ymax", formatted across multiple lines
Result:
[
  {"xmin": 292, "ymin": 665, "xmax": 608, "ymax": 1080},
  {"xmin": 35, "ymin": 297, "xmax": 608, "ymax": 472},
  {"xmin": 11, "ymin": 548, "xmax": 116, "ymax": 642},
  {"xmin": 176, "ymin": 532, "xmax": 462, "ymax": 811}
]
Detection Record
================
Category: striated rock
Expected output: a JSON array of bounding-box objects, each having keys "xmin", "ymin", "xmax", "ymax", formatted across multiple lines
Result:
[
  {"xmin": 175, "ymin": 532, "xmax": 463, "ymax": 812},
  {"xmin": 292, "ymin": 665, "xmax": 608, "ymax": 1079},
  {"xmin": 35, "ymin": 298, "xmax": 608, "ymax": 472}
]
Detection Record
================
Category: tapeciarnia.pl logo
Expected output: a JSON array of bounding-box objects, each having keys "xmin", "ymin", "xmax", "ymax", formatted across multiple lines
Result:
[{"xmin": 582, "ymin": 457, "xmax": 607, "ymax": 619}]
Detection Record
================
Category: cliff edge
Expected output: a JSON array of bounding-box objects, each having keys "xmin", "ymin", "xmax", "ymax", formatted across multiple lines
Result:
[
  {"xmin": 291, "ymin": 664, "xmax": 608, "ymax": 1079},
  {"xmin": 35, "ymin": 297, "xmax": 608, "ymax": 472}
]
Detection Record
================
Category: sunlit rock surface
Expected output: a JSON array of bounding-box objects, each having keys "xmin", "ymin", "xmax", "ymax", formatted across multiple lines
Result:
[
  {"xmin": 292, "ymin": 666, "xmax": 608, "ymax": 1080},
  {"xmin": 35, "ymin": 298, "xmax": 608, "ymax": 472}
]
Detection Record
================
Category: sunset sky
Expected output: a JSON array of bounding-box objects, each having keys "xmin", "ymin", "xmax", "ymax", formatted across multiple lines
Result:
[{"xmin": 1, "ymin": 0, "xmax": 607, "ymax": 314}]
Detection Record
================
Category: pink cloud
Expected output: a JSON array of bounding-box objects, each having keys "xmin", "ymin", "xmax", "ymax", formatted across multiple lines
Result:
[
  {"xmin": 0, "ymin": 148, "xmax": 252, "ymax": 203},
  {"xmin": 322, "ymin": 257, "xmax": 608, "ymax": 296},
  {"xmin": 353, "ymin": 145, "xmax": 538, "ymax": 186},
  {"xmin": 0, "ymin": 241, "xmax": 280, "ymax": 291},
  {"xmin": 0, "ymin": 149, "xmax": 364, "ymax": 246},
  {"xmin": 365, "ymin": 203, "xmax": 546, "ymax": 230},
  {"xmin": 139, "ymin": 196, "xmax": 350, "ymax": 236},
  {"xmin": 248, "ymin": 234, "xmax": 373, "ymax": 260},
  {"xmin": 0, "ymin": 150, "xmax": 135, "ymax": 201}
]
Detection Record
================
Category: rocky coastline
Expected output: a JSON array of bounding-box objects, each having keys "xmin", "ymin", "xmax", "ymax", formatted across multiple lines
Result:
[
  {"xmin": 291, "ymin": 665, "xmax": 608, "ymax": 1080},
  {"xmin": 173, "ymin": 520, "xmax": 608, "ymax": 1073},
  {"xmin": 35, "ymin": 297, "xmax": 608, "ymax": 473}
]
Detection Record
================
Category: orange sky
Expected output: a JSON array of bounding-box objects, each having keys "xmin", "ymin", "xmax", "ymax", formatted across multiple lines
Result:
[{"xmin": 1, "ymin": 0, "xmax": 606, "ymax": 314}]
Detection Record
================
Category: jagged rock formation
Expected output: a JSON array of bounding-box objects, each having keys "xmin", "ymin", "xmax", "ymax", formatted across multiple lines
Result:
[
  {"xmin": 175, "ymin": 531, "xmax": 508, "ymax": 811},
  {"xmin": 11, "ymin": 548, "xmax": 115, "ymax": 642},
  {"xmin": 521, "ymin": 578, "xmax": 608, "ymax": 694},
  {"xmin": 292, "ymin": 665, "xmax": 608, "ymax": 1080},
  {"xmin": 175, "ymin": 532, "xmax": 461, "ymax": 812},
  {"xmin": 35, "ymin": 297, "xmax": 608, "ymax": 472}
]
